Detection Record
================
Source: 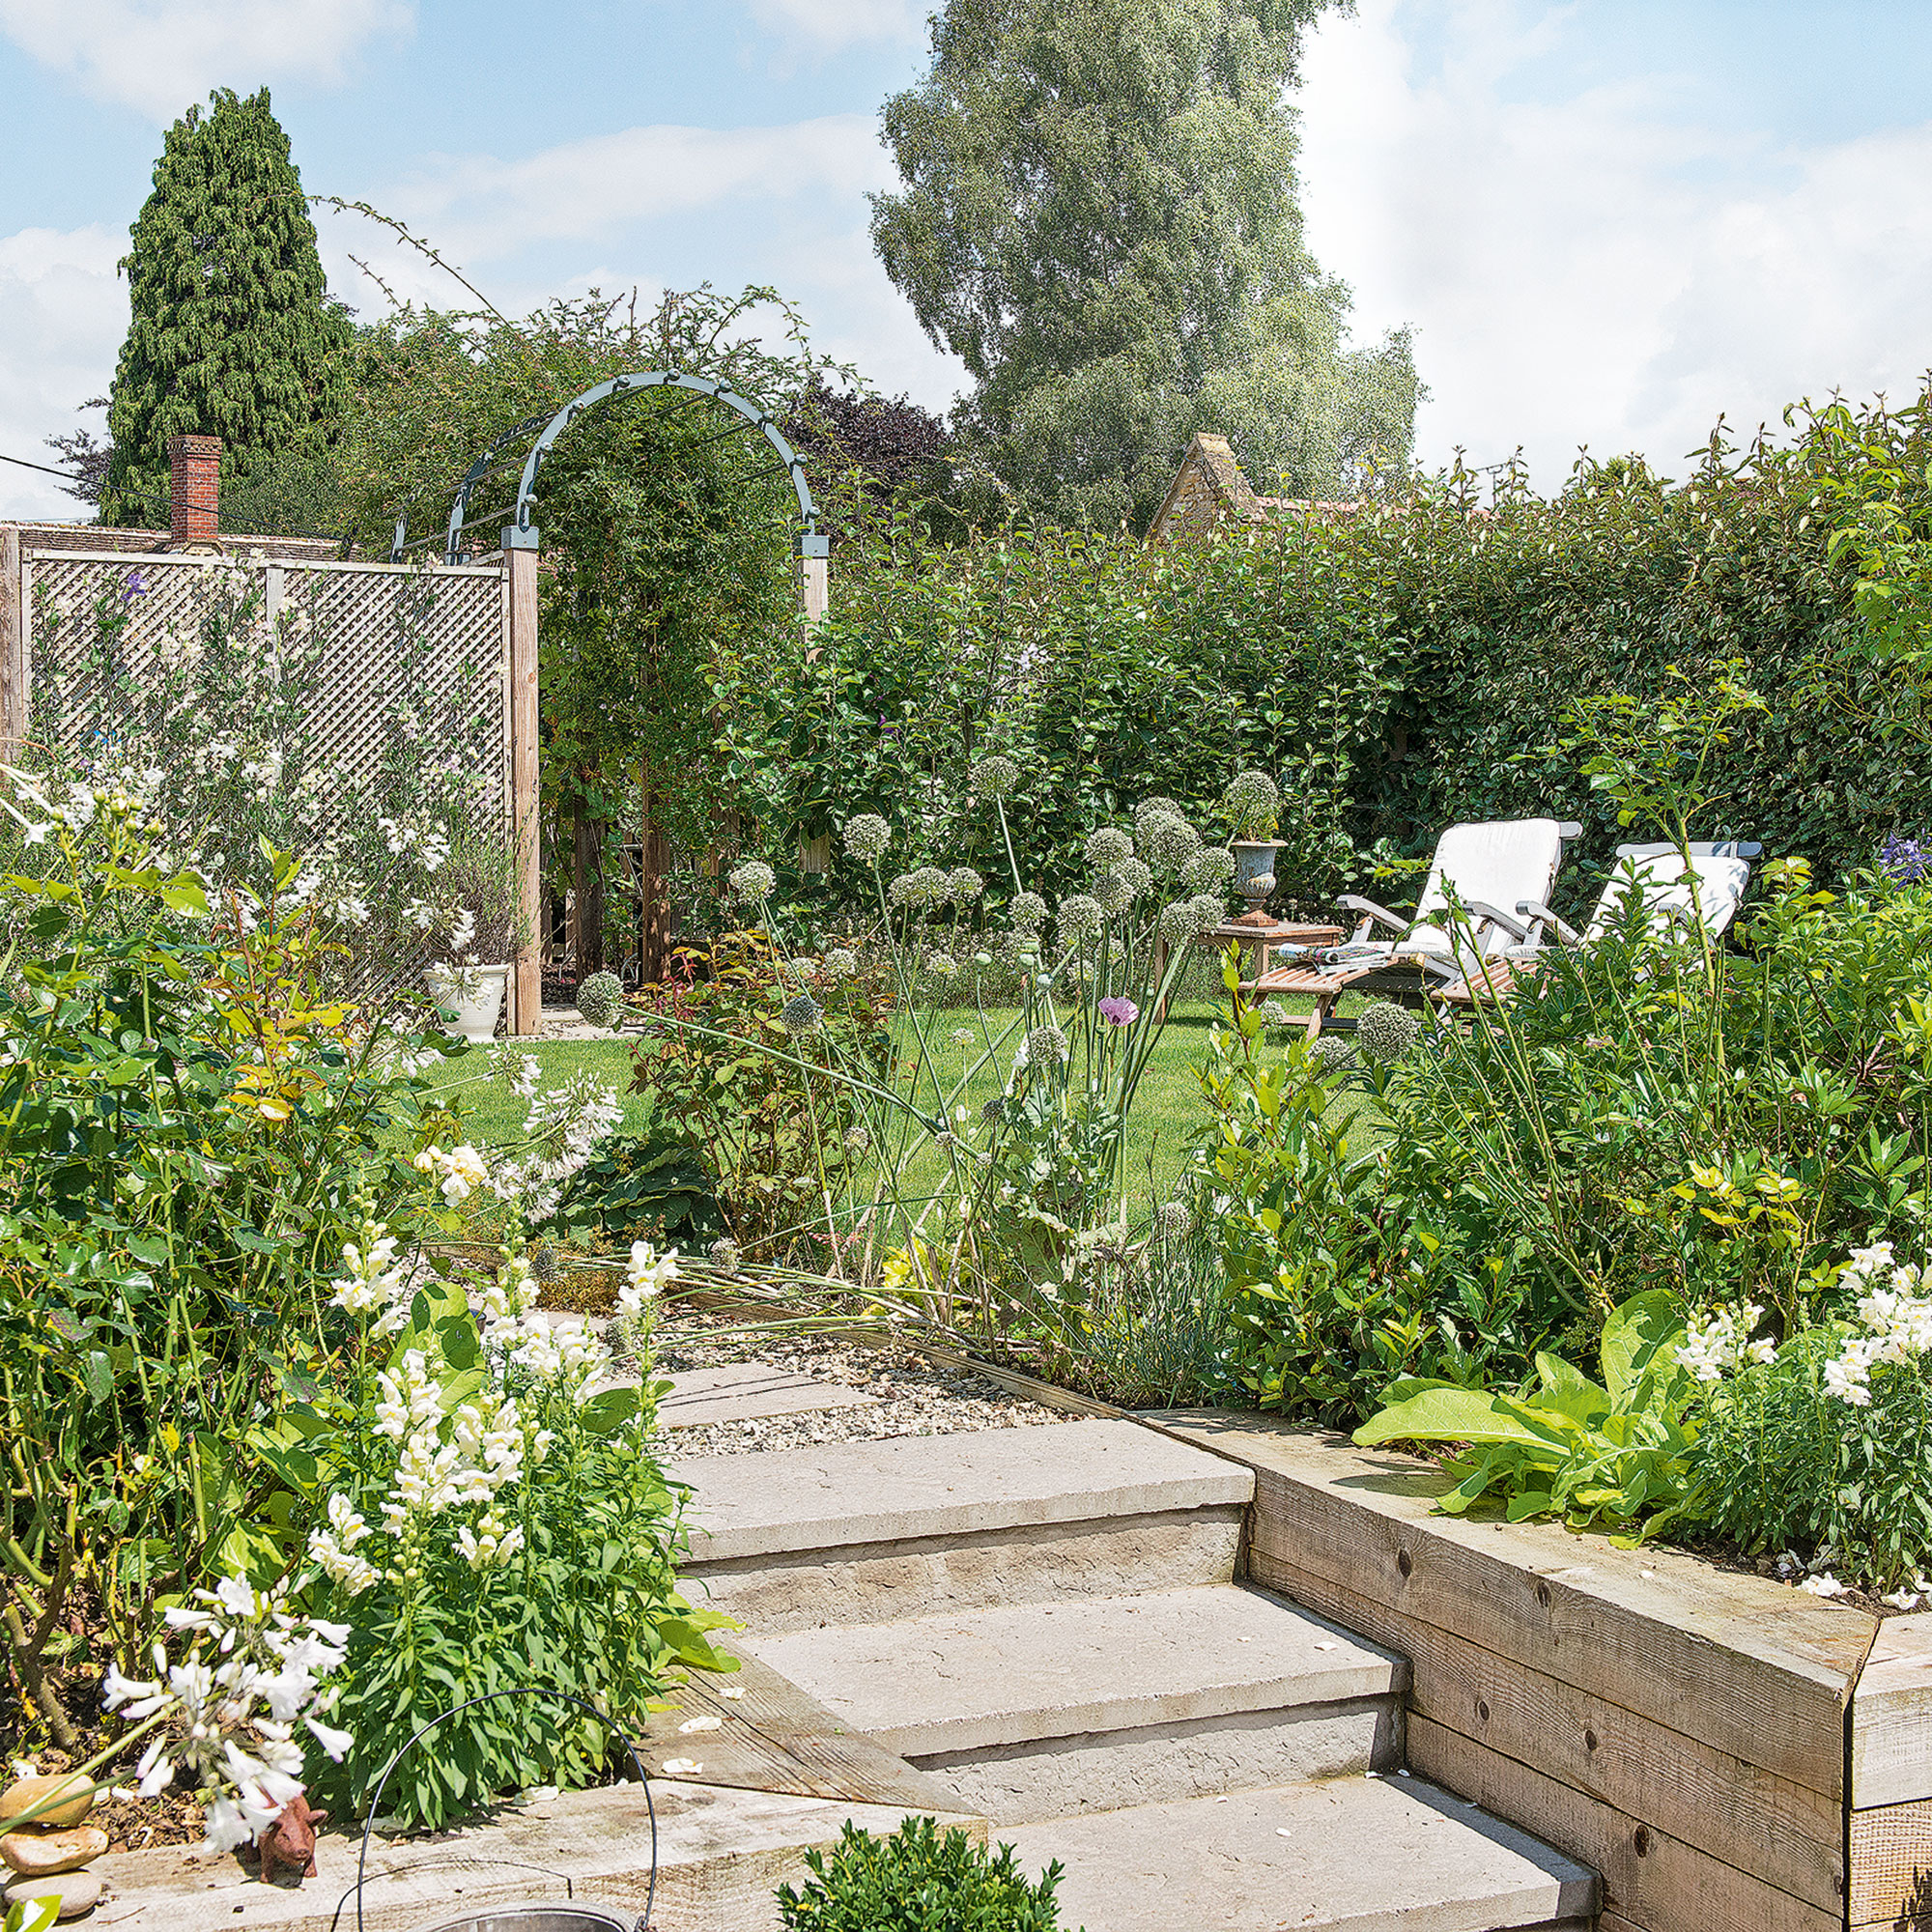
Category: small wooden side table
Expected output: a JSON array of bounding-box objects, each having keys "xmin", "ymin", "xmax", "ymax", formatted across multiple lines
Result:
[{"xmin": 1204, "ymin": 917, "xmax": 1345, "ymax": 994}]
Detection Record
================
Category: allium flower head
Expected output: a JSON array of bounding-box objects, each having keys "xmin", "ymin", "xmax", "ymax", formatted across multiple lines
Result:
[
  {"xmin": 781, "ymin": 992, "xmax": 824, "ymax": 1035},
  {"xmin": 824, "ymin": 947, "xmax": 858, "ymax": 978},
  {"xmin": 889, "ymin": 866, "xmax": 952, "ymax": 912},
  {"xmin": 925, "ymin": 951, "xmax": 959, "ymax": 980},
  {"xmin": 1025, "ymin": 1023, "xmax": 1069, "ymax": 1066},
  {"xmin": 1314, "ymin": 1035, "xmax": 1355, "ymax": 1073},
  {"xmin": 1009, "ymin": 890, "xmax": 1048, "ymax": 932},
  {"xmin": 843, "ymin": 813, "xmax": 892, "ymax": 864},
  {"xmin": 1142, "ymin": 812, "xmax": 1202, "ymax": 873},
  {"xmin": 1224, "ymin": 769, "xmax": 1281, "ymax": 837},
  {"xmin": 1120, "ymin": 857, "xmax": 1152, "ymax": 899},
  {"xmin": 1086, "ymin": 826, "xmax": 1134, "ymax": 870},
  {"xmin": 1095, "ymin": 869, "xmax": 1135, "ymax": 917},
  {"xmin": 1155, "ymin": 1199, "xmax": 1192, "ymax": 1236},
  {"xmin": 947, "ymin": 866, "xmax": 985, "ymax": 904},
  {"xmin": 1356, "ymin": 1000, "xmax": 1421, "ymax": 1065},
  {"xmin": 1057, "ymin": 894, "xmax": 1105, "ymax": 949},
  {"xmin": 1186, "ymin": 892, "xmax": 1227, "ymax": 933},
  {"xmin": 1184, "ymin": 847, "xmax": 1237, "ymax": 895},
  {"xmin": 974, "ymin": 754, "xmax": 1021, "ymax": 801},
  {"xmin": 727, "ymin": 860, "xmax": 776, "ymax": 904},
  {"xmin": 1134, "ymin": 796, "xmax": 1187, "ymax": 841},
  {"xmin": 1156, "ymin": 898, "xmax": 1199, "ymax": 945}
]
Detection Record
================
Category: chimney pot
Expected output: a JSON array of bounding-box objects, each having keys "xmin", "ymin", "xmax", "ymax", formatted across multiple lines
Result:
[{"xmin": 167, "ymin": 435, "xmax": 222, "ymax": 547}]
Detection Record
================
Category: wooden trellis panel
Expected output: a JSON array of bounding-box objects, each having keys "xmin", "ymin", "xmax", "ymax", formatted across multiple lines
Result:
[{"xmin": 14, "ymin": 547, "xmax": 534, "ymax": 1028}]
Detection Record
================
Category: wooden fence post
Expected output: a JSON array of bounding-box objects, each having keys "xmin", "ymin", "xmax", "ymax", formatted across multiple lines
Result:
[
  {"xmin": 0, "ymin": 526, "xmax": 21, "ymax": 758},
  {"xmin": 503, "ymin": 533, "xmax": 542, "ymax": 1036}
]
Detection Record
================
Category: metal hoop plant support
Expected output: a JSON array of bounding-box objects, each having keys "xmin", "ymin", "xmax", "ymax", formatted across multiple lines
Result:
[{"xmin": 351, "ymin": 1687, "xmax": 658, "ymax": 1932}]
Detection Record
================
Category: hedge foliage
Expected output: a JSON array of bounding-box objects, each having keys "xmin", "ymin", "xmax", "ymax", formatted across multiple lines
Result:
[{"xmin": 717, "ymin": 399, "xmax": 1932, "ymax": 916}]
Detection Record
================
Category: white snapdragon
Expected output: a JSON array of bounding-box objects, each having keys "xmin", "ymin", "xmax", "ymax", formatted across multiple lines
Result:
[
  {"xmin": 1823, "ymin": 1241, "xmax": 1932, "ymax": 1406},
  {"xmin": 620, "ymin": 1240, "xmax": 680, "ymax": 1318},
  {"xmin": 414, "ymin": 1143, "xmax": 490, "ymax": 1205},
  {"xmin": 1674, "ymin": 1303, "xmax": 1777, "ymax": 1383}
]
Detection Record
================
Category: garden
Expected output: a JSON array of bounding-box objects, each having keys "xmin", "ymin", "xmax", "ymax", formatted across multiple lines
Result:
[{"xmin": 11, "ymin": 361, "xmax": 1932, "ymax": 1929}]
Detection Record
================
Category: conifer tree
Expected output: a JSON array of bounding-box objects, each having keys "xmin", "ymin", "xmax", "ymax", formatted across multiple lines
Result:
[{"xmin": 101, "ymin": 88, "xmax": 349, "ymax": 527}]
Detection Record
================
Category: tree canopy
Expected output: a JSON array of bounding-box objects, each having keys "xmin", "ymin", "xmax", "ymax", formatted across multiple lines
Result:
[
  {"xmin": 870, "ymin": 0, "xmax": 1420, "ymax": 529},
  {"xmin": 102, "ymin": 88, "xmax": 350, "ymax": 527}
]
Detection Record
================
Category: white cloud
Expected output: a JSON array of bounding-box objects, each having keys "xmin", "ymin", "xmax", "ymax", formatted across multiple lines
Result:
[
  {"xmin": 0, "ymin": 0, "xmax": 412, "ymax": 122},
  {"xmin": 386, "ymin": 115, "xmax": 895, "ymax": 261},
  {"xmin": 1295, "ymin": 0, "xmax": 1932, "ymax": 487},
  {"xmin": 0, "ymin": 226, "xmax": 127, "ymax": 522},
  {"xmin": 748, "ymin": 0, "xmax": 921, "ymax": 53}
]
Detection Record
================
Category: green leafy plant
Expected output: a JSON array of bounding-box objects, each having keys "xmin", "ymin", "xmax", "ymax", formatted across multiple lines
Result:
[
  {"xmin": 1223, "ymin": 768, "xmax": 1282, "ymax": 842},
  {"xmin": 1353, "ymin": 1292, "xmax": 1703, "ymax": 1539},
  {"xmin": 537, "ymin": 1125, "xmax": 723, "ymax": 1246},
  {"xmin": 776, "ymin": 1816, "xmax": 1072, "ymax": 1932}
]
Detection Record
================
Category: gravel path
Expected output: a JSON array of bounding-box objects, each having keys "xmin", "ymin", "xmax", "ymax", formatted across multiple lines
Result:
[{"xmin": 650, "ymin": 1317, "xmax": 1069, "ymax": 1459}]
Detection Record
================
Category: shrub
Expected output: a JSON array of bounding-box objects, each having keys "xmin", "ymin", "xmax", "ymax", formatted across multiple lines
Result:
[
  {"xmin": 537, "ymin": 1125, "xmax": 723, "ymax": 1246},
  {"xmin": 576, "ymin": 969, "xmax": 626, "ymax": 1028},
  {"xmin": 776, "ymin": 1817, "xmax": 1069, "ymax": 1932}
]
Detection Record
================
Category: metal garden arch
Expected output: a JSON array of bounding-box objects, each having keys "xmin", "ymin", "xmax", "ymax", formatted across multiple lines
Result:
[{"xmin": 397, "ymin": 371, "xmax": 832, "ymax": 1036}]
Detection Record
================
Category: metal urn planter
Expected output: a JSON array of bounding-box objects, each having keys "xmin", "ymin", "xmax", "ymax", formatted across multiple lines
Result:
[{"xmin": 1231, "ymin": 838, "xmax": 1287, "ymax": 917}]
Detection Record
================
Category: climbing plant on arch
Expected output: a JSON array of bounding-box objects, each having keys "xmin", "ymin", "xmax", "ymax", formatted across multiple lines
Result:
[{"xmin": 392, "ymin": 333, "xmax": 838, "ymax": 1010}]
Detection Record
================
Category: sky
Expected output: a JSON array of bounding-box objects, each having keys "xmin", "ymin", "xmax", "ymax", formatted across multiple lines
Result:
[{"xmin": 3, "ymin": 0, "xmax": 1931, "ymax": 520}]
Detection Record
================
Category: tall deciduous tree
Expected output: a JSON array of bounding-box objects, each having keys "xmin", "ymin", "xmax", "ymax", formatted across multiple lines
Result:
[
  {"xmin": 101, "ymin": 88, "xmax": 350, "ymax": 527},
  {"xmin": 870, "ymin": 0, "xmax": 1420, "ymax": 529}
]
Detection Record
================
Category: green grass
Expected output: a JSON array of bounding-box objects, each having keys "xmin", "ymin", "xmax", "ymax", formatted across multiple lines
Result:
[{"xmin": 428, "ymin": 991, "xmax": 1380, "ymax": 1215}]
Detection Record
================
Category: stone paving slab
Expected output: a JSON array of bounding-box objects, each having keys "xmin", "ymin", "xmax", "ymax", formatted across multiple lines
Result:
[
  {"xmin": 87, "ymin": 1779, "xmax": 980, "ymax": 1931},
  {"xmin": 670, "ymin": 1417, "xmax": 1254, "ymax": 1562},
  {"xmin": 660, "ymin": 1364, "xmax": 880, "ymax": 1430},
  {"xmin": 742, "ymin": 1582, "xmax": 1401, "ymax": 1757},
  {"xmin": 1006, "ymin": 1774, "xmax": 1597, "ymax": 1932}
]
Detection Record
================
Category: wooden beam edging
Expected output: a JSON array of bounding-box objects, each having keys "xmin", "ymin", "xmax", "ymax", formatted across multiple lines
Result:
[{"xmin": 1136, "ymin": 1410, "xmax": 1876, "ymax": 1932}]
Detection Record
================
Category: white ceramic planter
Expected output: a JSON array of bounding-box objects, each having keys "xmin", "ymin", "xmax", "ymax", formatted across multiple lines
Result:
[{"xmin": 426, "ymin": 961, "xmax": 510, "ymax": 1043}]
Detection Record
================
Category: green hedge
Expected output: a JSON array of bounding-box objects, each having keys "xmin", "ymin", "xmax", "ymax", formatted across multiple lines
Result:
[{"xmin": 715, "ymin": 416, "xmax": 1932, "ymax": 915}]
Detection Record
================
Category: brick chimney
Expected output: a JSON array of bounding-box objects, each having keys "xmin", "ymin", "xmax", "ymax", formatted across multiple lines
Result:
[{"xmin": 166, "ymin": 435, "xmax": 222, "ymax": 548}]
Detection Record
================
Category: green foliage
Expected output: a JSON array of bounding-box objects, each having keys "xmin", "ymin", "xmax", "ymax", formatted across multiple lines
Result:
[
  {"xmin": 103, "ymin": 88, "xmax": 350, "ymax": 526},
  {"xmin": 627, "ymin": 931, "xmax": 891, "ymax": 1263},
  {"xmin": 777, "ymin": 1817, "xmax": 1070, "ymax": 1932},
  {"xmin": 1354, "ymin": 1293, "xmax": 1704, "ymax": 1539},
  {"xmin": 537, "ymin": 1126, "xmax": 723, "ymax": 1247},
  {"xmin": 870, "ymin": 0, "xmax": 1417, "ymax": 527},
  {"xmin": 0, "ymin": 810, "xmax": 455, "ymax": 1746},
  {"xmin": 1192, "ymin": 964, "xmax": 1439, "ymax": 1423}
]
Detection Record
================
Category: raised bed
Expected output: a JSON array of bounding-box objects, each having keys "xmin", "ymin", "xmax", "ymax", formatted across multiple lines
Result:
[{"xmin": 1149, "ymin": 1412, "xmax": 1887, "ymax": 1932}]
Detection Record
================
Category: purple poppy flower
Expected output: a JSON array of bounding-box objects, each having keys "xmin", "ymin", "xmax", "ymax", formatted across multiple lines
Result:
[{"xmin": 1097, "ymin": 996, "xmax": 1139, "ymax": 1027}]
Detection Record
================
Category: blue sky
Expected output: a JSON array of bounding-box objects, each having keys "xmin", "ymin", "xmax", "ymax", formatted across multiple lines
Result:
[{"xmin": 4, "ymin": 0, "xmax": 1932, "ymax": 518}]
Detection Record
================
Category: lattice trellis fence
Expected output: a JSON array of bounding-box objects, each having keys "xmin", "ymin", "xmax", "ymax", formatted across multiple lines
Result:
[{"xmin": 6, "ymin": 546, "xmax": 535, "ymax": 1026}]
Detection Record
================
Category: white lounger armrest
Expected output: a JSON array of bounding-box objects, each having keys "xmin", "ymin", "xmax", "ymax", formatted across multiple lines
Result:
[
  {"xmin": 1464, "ymin": 900, "xmax": 1533, "ymax": 943},
  {"xmin": 1516, "ymin": 898, "xmax": 1581, "ymax": 945},
  {"xmin": 1337, "ymin": 894, "xmax": 1409, "ymax": 936}
]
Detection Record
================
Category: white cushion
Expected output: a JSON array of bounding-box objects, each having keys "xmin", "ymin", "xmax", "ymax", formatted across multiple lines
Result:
[
  {"xmin": 1406, "ymin": 819, "xmax": 1568, "ymax": 959},
  {"xmin": 1582, "ymin": 849, "xmax": 1751, "ymax": 945}
]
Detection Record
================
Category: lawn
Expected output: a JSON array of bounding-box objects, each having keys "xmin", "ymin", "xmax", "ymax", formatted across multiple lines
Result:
[{"xmin": 432, "ymin": 991, "xmax": 1377, "ymax": 1211}]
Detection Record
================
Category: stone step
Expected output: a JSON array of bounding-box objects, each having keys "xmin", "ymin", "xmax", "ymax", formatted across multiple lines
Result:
[
  {"xmin": 1005, "ymin": 1775, "xmax": 1599, "ymax": 1932},
  {"xmin": 671, "ymin": 1418, "xmax": 1253, "ymax": 1630},
  {"xmin": 741, "ymin": 1583, "xmax": 1405, "ymax": 1820}
]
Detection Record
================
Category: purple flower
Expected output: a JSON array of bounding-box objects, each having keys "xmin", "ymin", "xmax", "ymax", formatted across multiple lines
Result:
[
  {"xmin": 1097, "ymin": 996, "xmax": 1139, "ymax": 1028},
  {"xmin": 1882, "ymin": 833, "xmax": 1930, "ymax": 884},
  {"xmin": 122, "ymin": 570, "xmax": 149, "ymax": 603}
]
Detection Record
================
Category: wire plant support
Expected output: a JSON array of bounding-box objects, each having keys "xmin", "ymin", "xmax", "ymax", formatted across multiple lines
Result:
[{"xmin": 349, "ymin": 1686, "xmax": 659, "ymax": 1932}]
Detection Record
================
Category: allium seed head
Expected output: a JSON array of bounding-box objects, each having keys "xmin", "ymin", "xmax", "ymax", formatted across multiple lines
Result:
[
  {"xmin": 1056, "ymin": 894, "xmax": 1105, "ymax": 948},
  {"xmin": 1184, "ymin": 847, "xmax": 1237, "ymax": 895},
  {"xmin": 1009, "ymin": 890, "xmax": 1048, "ymax": 932},
  {"xmin": 1086, "ymin": 826, "xmax": 1134, "ymax": 870},
  {"xmin": 843, "ymin": 814, "xmax": 892, "ymax": 864},
  {"xmin": 1143, "ymin": 812, "xmax": 1202, "ymax": 873},
  {"xmin": 947, "ymin": 866, "xmax": 985, "ymax": 904},
  {"xmin": 727, "ymin": 860, "xmax": 776, "ymax": 903},
  {"xmin": 974, "ymin": 754, "xmax": 1021, "ymax": 801},
  {"xmin": 1025, "ymin": 1023, "xmax": 1069, "ymax": 1066},
  {"xmin": 781, "ymin": 993, "xmax": 823, "ymax": 1036}
]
